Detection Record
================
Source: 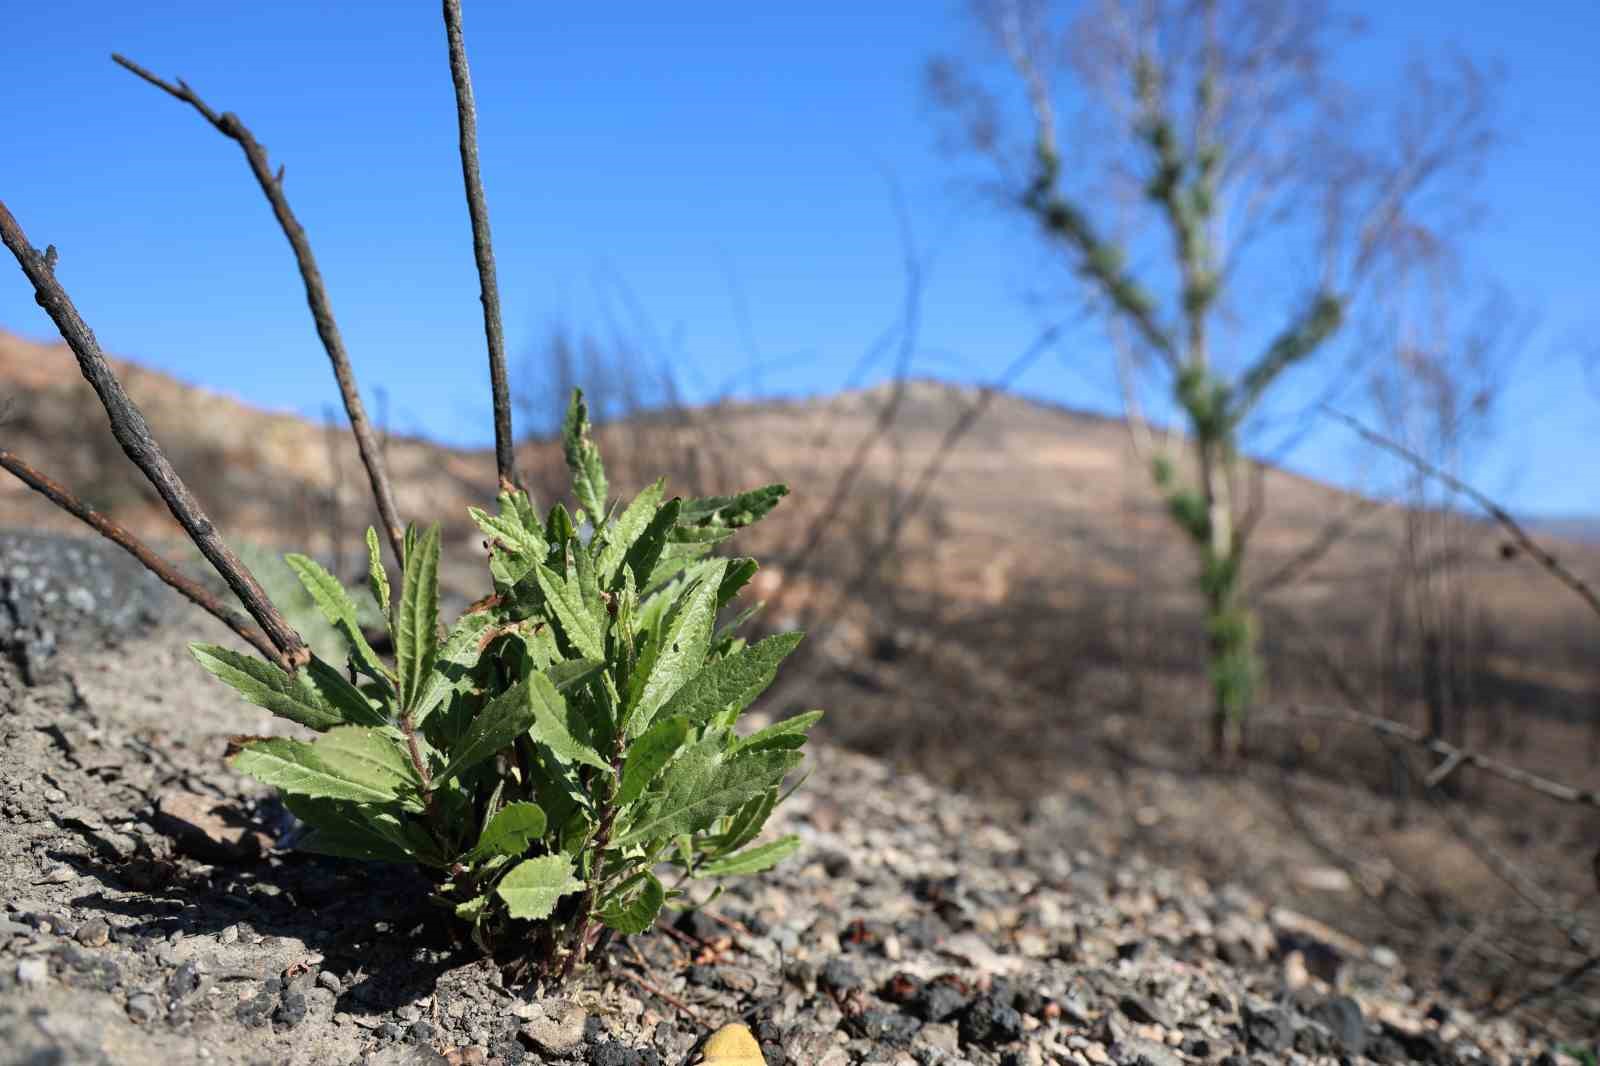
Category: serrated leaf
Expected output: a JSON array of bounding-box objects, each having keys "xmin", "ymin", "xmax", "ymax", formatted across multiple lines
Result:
[
  {"xmin": 454, "ymin": 894, "xmax": 489, "ymax": 923},
  {"xmin": 679, "ymin": 484, "xmax": 788, "ymax": 529},
  {"xmin": 545, "ymin": 658, "xmax": 604, "ymax": 692},
  {"xmin": 396, "ymin": 524, "xmax": 441, "ymax": 713},
  {"xmin": 624, "ymin": 497, "xmax": 682, "ymax": 590},
  {"xmin": 282, "ymin": 795, "xmax": 419, "ymax": 863},
  {"xmin": 613, "ymin": 747, "xmax": 800, "ymax": 847},
  {"xmin": 366, "ymin": 527, "xmax": 391, "ymax": 616},
  {"xmin": 305, "ymin": 656, "xmax": 389, "ymax": 727},
  {"xmin": 438, "ymin": 680, "xmax": 537, "ymax": 785},
  {"xmin": 617, "ymin": 716, "xmax": 690, "ymax": 807},
  {"xmin": 190, "ymin": 643, "xmax": 341, "ymax": 731},
  {"xmin": 717, "ymin": 559, "xmax": 758, "ymax": 608},
  {"xmin": 231, "ymin": 737, "xmax": 397, "ymax": 803},
  {"xmin": 598, "ymin": 872, "xmax": 665, "ymax": 934},
  {"xmin": 285, "ymin": 554, "xmax": 392, "ymax": 684},
  {"xmin": 496, "ymin": 854, "xmax": 585, "ymax": 920},
  {"xmin": 411, "ymin": 611, "xmax": 498, "ymax": 728},
  {"xmin": 528, "ymin": 670, "xmax": 610, "ymax": 772},
  {"xmin": 467, "ymin": 801, "xmax": 547, "ymax": 862},
  {"xmin": 627, "ymin": 560, "xmax": 726, "ymax": 736},
  {"xmin": 730, "ymin": 709, "xmax": 823, "ymax": 753},
  {"xmin": 711, "ymin": 787, "xmax": 779, "ymax": 853},
  {"xmin": 699, "ymin": 835, "xmax": 801, "ymax": 877},
  {"xmin": 535, "ymin": 562, "xmax": 605, "ymax": 661},
  {"xmin": 312, "ymin": 726, "xmax": 420, "ymax": 805},
  {"xmin": 596, "ymin": 480, "xmax": 666, "ymax": 584},
  {"xmin": 655, "ymin": 632, "xmax": 804, "ymax": 730},
  {"xmin": 563, "ymin": 389, "xmax": 609, "ymax": 520},
  {"xmin": 469, "ymin": 505, "xmax": 543, "ymax": 555}
]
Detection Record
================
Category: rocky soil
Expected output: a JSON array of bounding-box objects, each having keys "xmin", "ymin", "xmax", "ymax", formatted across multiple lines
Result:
[{"xmin": 0, "ymin": 531, "xmax": 1581, "ymax": 1066}]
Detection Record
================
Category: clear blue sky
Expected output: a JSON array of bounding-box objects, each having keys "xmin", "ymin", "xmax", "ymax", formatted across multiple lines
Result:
[{"xmin": 2, "ymin": 2, "xmax": 1595, "ymax": 516}]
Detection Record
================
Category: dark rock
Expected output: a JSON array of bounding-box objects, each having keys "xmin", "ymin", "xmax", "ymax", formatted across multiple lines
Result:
[
  {"xmin": 673, "ymin": 910, "xmax": 721, "ymax": 943},
  {"xmin": 589, "ymin": 1040, "xmax": 639, "ymax": 1066},
  {"xmin": 234, "ymin": 992, "xmax": 275, "ymax": 1028},
  {"xmin": 1180, "ymin": 1035, "xmax": 1211, "ymax": 1058},
  {"xmin": 166, "ymin": 960, "xmax": 201, "ymax": 1001},
  {"xmin": 1379, "ymin": 1022, "xmax": 1452, "ymax": 1065},
  {"xmin": 1309, "ymin": 995, "xmax": 1366, "ymax": 1056},
  {"xmin": 958, "ymin": 996, "xmax": 1024, "ymax": 1047},
  {"xmin": 1241, "ymin": 1005, "xmax": 1293, "ymax": 1052},
  {"xmin": 407, "ymin": 1019, "xmax": 436, "ymax": 1044},
  {"xmin": 125, "ymin": 994, "xmax": 159, "ymax": 1024},
  {"xmin": 1011, "ymin": 986, "xmax": 1048, "ymax": 1018},
  {"xmin": 818, "ymin": 957, "xmax": 863, "ymax": 995},
  {"xmin": 275, "ymin": 992, "xmax": 308, "ymax": 1030},
  {"xmin": 1118, "ymin": 993, "xmax": 1171, "ymax": 1027},
  {"xmin": 911, "ymin": 976, "xmax": 972, "ymax": 1022},
  {"xmin": 881, "ymin": 971, "xmax": 924, "ymax": 1005}
]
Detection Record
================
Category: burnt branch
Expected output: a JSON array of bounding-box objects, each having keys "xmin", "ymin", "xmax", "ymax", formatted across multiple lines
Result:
[
  {"xmin": 0, "ymin": 202, "xmax": 309, "ymax": 669},
  {"xmin": 111, "ymin": 53, "xmax": 407, "ymax": 565},
  {"xmin": 1279, "ymin": 703, "xmax": 1600, "ymax": 810},
  {"xmin": 441, "ymin": 0, "xmax": 518, "ymax": 492},
  {"xmin": 1325, "ymin": 407, "xmax": 1600, "ymax": 621},
  {"xmin": 0, "ymin": 449, "xmax": 282, "ymax": 665}
]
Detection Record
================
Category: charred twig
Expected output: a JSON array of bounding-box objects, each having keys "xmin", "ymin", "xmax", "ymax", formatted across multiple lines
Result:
[
  {"xmin": 0, "ymin": 448, "xmax": 282, "ymax": 665},
  {"xmin": 0, "ymin": 203, "xmax": 309, "ymax": 670},
  {"xmin": 441, "ymin": 0, "xmax": 518, "ymax": 492},
  {"xmin": 1325, "ymin": 407, "xmax": 1600, "ymax": 620},
  {"xmin": 1279, "ymin": 703, "xmax": 1600, "ymax": 810},
  {"xmin": 617, "ymin": 969, "xmax": 709, "ymax": 1029},
  {"xmin": 111, "ymin": 53, "xmax": 407, "ymax": 566}
]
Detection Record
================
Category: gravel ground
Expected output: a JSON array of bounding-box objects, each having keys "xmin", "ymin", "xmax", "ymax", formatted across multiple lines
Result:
[{"xmin": 0, "ymin": 533, "xmax": 1581, "ymax": 1065}]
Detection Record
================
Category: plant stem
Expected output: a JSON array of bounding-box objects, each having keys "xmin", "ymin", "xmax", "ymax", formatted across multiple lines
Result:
[
  {"xmin": 0, "ymin": 448, "xmax": 284, "ymax": 667},
  {"xmin": 0, "ymin": 202, "xmax": 310, "ymax": 670}
]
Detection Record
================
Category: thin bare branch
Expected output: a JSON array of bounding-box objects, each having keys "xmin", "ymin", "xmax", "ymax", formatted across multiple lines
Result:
[
  {"xmin": 1279, "ymin": 703, "xmax": 1600, "ymax": 810},
  {"xmin": 441, "ymin": 0, "xmax": 518, "ymax": 493},
  {"xmin": 0, "ymin": 448, "xmax": 282, "ymax": 666},
  {"xmin": 0, "ymin": 202, "xmax": 309, "ymax": 669},
  {"xmin": 1325, "ymin": 406, "xmax": 1600, "ymax": 620},
  {"xmin": 111, "ymin": 53, "xmax": 407, "ymax": 565}
]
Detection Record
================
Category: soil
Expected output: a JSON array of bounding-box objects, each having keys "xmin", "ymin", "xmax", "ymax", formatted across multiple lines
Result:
[{"xmin": 0, "ymin": 530, "xmax": 1584, "ymax": 1065}]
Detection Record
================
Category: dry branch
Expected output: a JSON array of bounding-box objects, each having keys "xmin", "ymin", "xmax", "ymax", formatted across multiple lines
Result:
[
  {"xmin": 1326, "ymin": 406, "xmax": 1600, "ymax": 620},
  {"xmin": 0, "ymin": 448, "xmax": 282, "ymax": 665},
  {"xmin": 0, "ymin": 202, "xmax": 309, "ymax": 670},
  {"xmin": 441, "ymin": 0, "xmax": 519, "ymax": 492},
  {"xmin": 1280, "ymin": 703, "xmax": 1600, "ymax": 810},
  {"xmin": 111, "ymin": 53, "xmax": 407, "ymax": 566}
]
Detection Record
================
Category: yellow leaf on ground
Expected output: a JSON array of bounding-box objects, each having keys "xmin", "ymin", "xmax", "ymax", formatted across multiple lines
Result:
[{"xmin": 702, "ymin": 1023, "xmax": 765, "ymax": 1066}]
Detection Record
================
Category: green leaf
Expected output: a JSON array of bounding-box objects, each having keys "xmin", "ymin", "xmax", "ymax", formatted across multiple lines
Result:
[
  {"xmin": 395, "ymin": 524, "xmax": 441, "ymax": 713},
  {"xmin": 467, "ymin": 801, "xmax": 547, "ymax": 862},
  {"xmin": 598, "ymin": 872, "xmax": 665, "ymax": 934},
  {"xmin": 285, "ymin": 553, "xmax": 392, "ymax": 684},
  {"xmin": 527, "ymin": 670, "xmax": 611, "ymax": 772},
  {"xmin": 282, "ymin": 795, "xmax": 419, "ymax": 863},
  {"xmin": 627, "ymin": 559, "xmax": 726, "ymax": 736},
  {"xmin": 496, "ymin": 854, "xmax": 585, "ymax": 920},
  {"xmin": 304, "ymin": 656, "xmax": 389, "ymax": 727},
  {"xmin": 454, "ymin": 895, "xmax": 489, "ymax": 923},
  {"xmin": 617, "ymin": 716, "xmax": 690, "ymax": 807},
  {"xmin": 613, "ymin": 747, "xmax": 800, "ymax": 847},
  {"xmin": 411, "ymin": 611, "xmax": 498, "ymax": 728},
  {"xmin": 679, "ymin": 484, "xmax": 788, "ymax": 529},
  {"xmin": 624, "ymin": 497, "xmax": 681, "ymax": 590},
  {"xmin": 438, "ymin": 681, "xmax": 537, "ymax": 785},
  {"xmin": 366, "ymin": 527, "xmax": 391, "ymax": 617},
  {"xmin": 190, "ymin": 643, "xmax": 341, "ymax": 731},
  {"xmin": 731, "ymin": 710, "xmax": 823, "ymax": 753},
  {"xmin": 535, "ymin": 561, "xmax": 605, "ymax": 661},
  {"xmin": 710, "ymin": 788, "xmax": 779, "ymax": 853},
  {"xmin": 545, "ymin": 658, "xmax": 604, "ymax": 692},
  {"xmin": 563, "ymin": 389, "xmax": 609, "ymax": 520},
  {"xmin": 311, "ymin": 726, "xmax": 421, "ymax": 806},
  {"xmin": 656, "ymin": 632, "xmax": 804, "ymax": 730},
  {"xmin": 469, "ymin": 504, "xmax": 543, "ymax": 555},
  {"xmin": 596, "ymin": 480, "xmax": 666, "ymax": 584},
  {"xmin": 230, "ymin": 737, "xmax": 397, "ymax": 803},
  {"xmin": 699, "ymin": 835, "xmax": 801, "ymax": 877}
]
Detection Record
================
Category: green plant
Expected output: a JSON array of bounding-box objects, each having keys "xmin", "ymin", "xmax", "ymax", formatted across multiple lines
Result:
[{"xmin": 194, "ymin": 391, "xmax": 817, "ymax": 978}]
